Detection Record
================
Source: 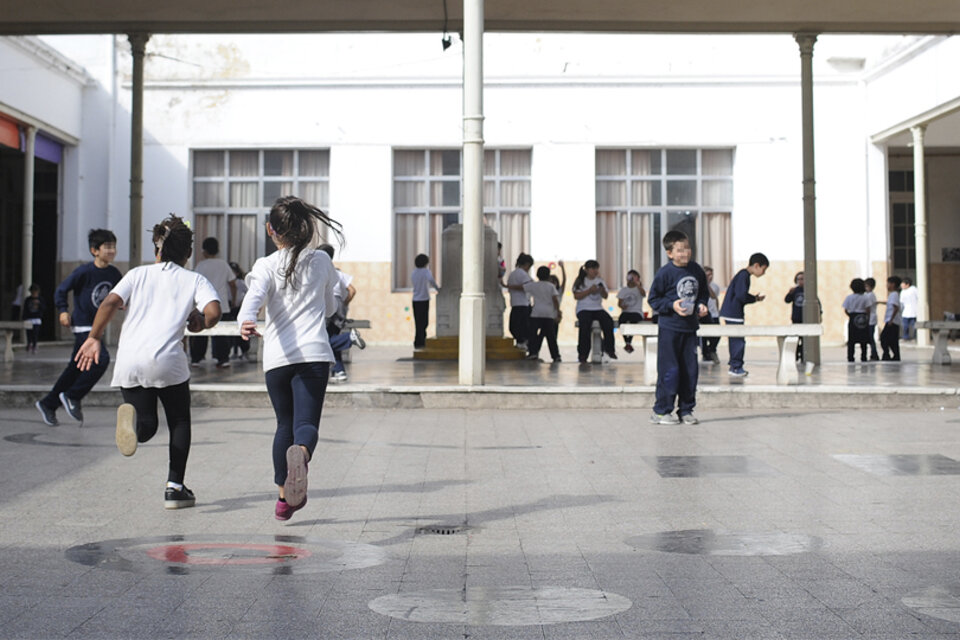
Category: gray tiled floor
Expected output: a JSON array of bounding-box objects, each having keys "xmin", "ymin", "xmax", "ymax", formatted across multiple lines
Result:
[{"xmin": 3, "ymin": 403, "xmax": 960, "ymax": 638}]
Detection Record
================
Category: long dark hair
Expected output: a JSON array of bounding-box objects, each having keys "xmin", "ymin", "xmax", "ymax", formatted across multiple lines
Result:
[
  {"xmin": 573, "ymin": 259, "xmax": 600, "ymax": 291},
  {"xmin": 152, "ymin": 214, "xmax": 193, "ymax": 266},
  {"xmin": 269, "ymin": 196, "xmax": 343, "ymax": 289}
]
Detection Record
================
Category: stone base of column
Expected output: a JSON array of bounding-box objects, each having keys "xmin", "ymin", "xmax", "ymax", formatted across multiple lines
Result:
[{"xmin": 458, "ymin": 294, "xmax": 486, "ymax": 385}]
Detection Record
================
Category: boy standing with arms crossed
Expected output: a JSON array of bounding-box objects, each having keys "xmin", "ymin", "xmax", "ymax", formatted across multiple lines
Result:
[
  {"xmin": 36, "ymin": 229, "xmax": 122, "ymax": 426},
  {"xmin": 720, "ymin": 252, "xmax": 768, "ymax": 377},
  {"xmin": 647, "ymin": 230, "xmax": 709, "ymax": 425}
]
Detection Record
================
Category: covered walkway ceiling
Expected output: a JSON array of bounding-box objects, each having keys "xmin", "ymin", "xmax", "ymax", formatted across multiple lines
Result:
[{"xmin": 2, "ymin": 0, "xmax": 960, "ymax": 36}]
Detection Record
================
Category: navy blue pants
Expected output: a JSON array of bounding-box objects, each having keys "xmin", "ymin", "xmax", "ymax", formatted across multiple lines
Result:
[
  {"xmin": 724, "ymin": 318, "xmax": 745, "ymax": 369},
  {"xmin": 40, "ymin": 331, "xmax": 110, "ymax": 409},
  {"xmin": 654, "ymin": 327, "xmax": 699, "ymax": 416},
  {"xmin": 510, "ymin": 305, "xmax": 531, "ymax": 345},
  {"xmin": 265, "ymin": 361, "xmax": 330, "ymax": 486},
  {"xmin": 329, "ymin": 332, "xmax": 351, "ymax": 374}
]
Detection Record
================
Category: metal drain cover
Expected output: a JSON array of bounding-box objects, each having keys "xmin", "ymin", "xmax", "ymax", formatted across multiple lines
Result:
[{"xmin": 415, "ymin": 524, "xmax": 469, "ymax": 535}]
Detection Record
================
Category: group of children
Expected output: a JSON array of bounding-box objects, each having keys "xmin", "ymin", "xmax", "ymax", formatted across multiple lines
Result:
[
  {"xmin": 43, "ymin": 196, "xmax": 345, "ymax": 521},
  {"xmin": 842, "ymin": 275, "xmax": 906, "ymax": 362}
]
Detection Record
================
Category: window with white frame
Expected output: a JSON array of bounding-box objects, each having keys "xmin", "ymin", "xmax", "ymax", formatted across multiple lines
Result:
[
  {"xmin": 393, "ymin": 148, "xmax": 532, "ymax": 290},
  {"xmin": 192, "ymin": 149, "xmax": 330, "ymax": 273},
  {"xmin": 595, "ymin": 148, "xmax": 733, "ymax": 289}
]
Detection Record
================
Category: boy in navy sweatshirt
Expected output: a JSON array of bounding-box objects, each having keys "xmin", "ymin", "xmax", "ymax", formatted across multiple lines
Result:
[
  {"xmin": 647, "ymin": 230, "xmax": 709, "ymax": 425},
  {"xmin": 35, "ymin": 229, "xmax": 122, "ymax": 426},
  {"xmin": 719, "ymin": 252, "xmax": 768, "ymax": 377}
]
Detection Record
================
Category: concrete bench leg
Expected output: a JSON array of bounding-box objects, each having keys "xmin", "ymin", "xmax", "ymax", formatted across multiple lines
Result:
[
  {"xmin": 642, "ymin": 335, "xmax": 658, "ymax": 385},
  {"xmin": 776, "ymin": 336, "xmax": 800, "ymax": 384},
  {"xmin": 1, "ymin": 331, "xmax": 13, "ymax": 363},
  {"xmin": 932, "ymin": 330, "xmax": 952, "ymax": 365},
  {"xmin": 591, "ymin": 321, "xmax": 603, "ymax": 364}
]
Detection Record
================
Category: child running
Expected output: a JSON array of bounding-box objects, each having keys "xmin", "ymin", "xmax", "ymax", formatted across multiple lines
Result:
[
  {"xmin": 75, "ymin": 215, "xmax": 221, "ymax": 509},
  {"xmin": 36, "ymin": 229, "xmax": 122, "ymax": 426},
  {"xmin": 237, "ymin": 196, "xmax": 343, "ymax": 521}
]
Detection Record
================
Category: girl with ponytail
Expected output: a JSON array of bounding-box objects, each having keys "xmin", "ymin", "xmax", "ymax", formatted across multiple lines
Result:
[{"xmin": 237, "ymin": 196, "xmax": 343, "ymax": 521}]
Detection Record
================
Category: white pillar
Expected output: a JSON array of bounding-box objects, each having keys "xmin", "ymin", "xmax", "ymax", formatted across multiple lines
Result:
[
  {"xmin": 128, "ymin": 33, "xmax": 149, "ymax": 269},
  {"xmin": 796, "ymin": 33, "xmax": 821, "ymax": 366},
  {"xmin": 21, "ymin": 126, "xmax": 37, "ymax": 295},
  {"xmin": 912, "ymin": 124, "xmax": 930, "ymax": 346},
  {"xmin": 459, "ymin": 0, "xmax": 485, "ymax": 385}
]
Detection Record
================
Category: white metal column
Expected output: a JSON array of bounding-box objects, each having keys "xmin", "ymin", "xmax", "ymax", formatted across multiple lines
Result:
[
  {"xmin": 459, "ymin": 0, "xmax": 485, "ymax": 385},
  {"xmin": 796, "ymin": 33, "xmax": 821, "ymax": 366},
  {"xmin": 21, "ymin": 126, "xmax": 37, "ymax": 295},
  {"xmin": 911, "ymin": 124, "xmax": 929, "ymax": 346}
]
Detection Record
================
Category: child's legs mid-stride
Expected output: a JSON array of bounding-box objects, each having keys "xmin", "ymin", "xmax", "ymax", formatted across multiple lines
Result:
[
  {"xmin": 121, "ymin": 382, "xmax": 191, "ymax": 484},
  {"xmin": 41, "ymin": 331, "xmax": 110, "ymax": 408},
  {"xmin": 654, "ymin": 328, "xmax": 699, "ymax": 416},
  {"xmin": 543, "ymin": 319, "xmax": 560, "ymax": 360},
  {"xmin": 412, "ymin": 300, "xmax": 429, "ymax": 347},
  {"xmin": 527, "ymin": 317, "xmax": 546, "ymax": 355},
  {"xmin": 265, "ymin": 362, "xmax": 330, "ymax": 487}
]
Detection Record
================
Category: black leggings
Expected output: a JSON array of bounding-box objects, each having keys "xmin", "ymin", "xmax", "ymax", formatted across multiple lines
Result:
[{"xmin": 121, "ymin": 381, "xmax": 191, "ymax": 484}]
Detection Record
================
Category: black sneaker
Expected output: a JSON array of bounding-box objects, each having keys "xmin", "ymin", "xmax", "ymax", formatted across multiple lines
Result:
[
  {"xmin": 58, "ymin": 392, "xmax": 83, "ymax": 424},
  {"xmin": 164, "ymin": 486, "xmax": 196, "ymax": 510},
  {"xmin": 35, "ymin": 401, "xmax": 58, "ymax": 426}
]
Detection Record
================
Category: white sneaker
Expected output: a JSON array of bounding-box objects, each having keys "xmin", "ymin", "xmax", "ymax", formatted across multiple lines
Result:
[
  {"xmin": 349, "ymin": 328, "xmax": 366, "ymax": 350},
  {"xmin": 649, "ymin": 412, "xmax": 680, "ymax": 425},
  {"xmin": 331, "ymin": 370, "xmax": 348, "ymax": 383},
  {"xmin": 601, "ymin": 353, "xmax": 611, "ymax": 364},
  {"xmin": 680, "ymin": 413, "xmax": 699, "ymax": 425}
]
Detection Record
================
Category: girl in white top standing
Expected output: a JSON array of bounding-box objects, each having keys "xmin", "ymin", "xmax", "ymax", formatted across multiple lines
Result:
[
  {"xmin": 75, "ymin": 215, "xmax": 221, "ymax": 510},
  {"xmin": 573, "ymin": 260, "xmax": 617, "ymax": 364},
  {"xmin": 237, "ymin": 196, "xmax": 342, "ymax": 521}
]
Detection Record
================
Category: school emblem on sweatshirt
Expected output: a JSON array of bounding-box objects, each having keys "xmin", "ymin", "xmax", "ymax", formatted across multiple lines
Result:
[
  {"xmin": 794, "ymin": 292, "xmax": 805, "ymax": 307},
  {"xmin": 676, "ymin": 276, "xmax": 699, "ymax": 307},
  {"xmin": 91, "ymin": 281, "xmax": 114, "ymax": 308}
]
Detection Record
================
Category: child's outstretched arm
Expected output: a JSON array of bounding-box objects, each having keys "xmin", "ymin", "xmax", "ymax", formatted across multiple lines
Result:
[{"xmin": 74, "ymin": 293, "xmax": 123, "ymax": 371}]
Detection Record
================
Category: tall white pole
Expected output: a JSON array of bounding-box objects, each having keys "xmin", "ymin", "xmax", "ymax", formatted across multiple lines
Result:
[
  {"xmin": 796, "ymin": 34, "xmax": 821, "ymax": 366},
  {"xmin": 21, "ymin": 126, "xmax": 37, "ymax": 303},
  {"xmin": 912, "ymin": 124, "xmax": 930, "ymax": 346},
  {"xmin": 459, "ymin": 0, "xmax": 485, "ymax": 385}
]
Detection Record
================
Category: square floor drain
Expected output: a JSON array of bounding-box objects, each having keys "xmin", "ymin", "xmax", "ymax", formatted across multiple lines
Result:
[
  {"xmin": 643, "ymin": 455, "xmax": 779, "ymax": 478},
  {"xmin": 832, "ymin": 454, "xmax": 960, "ymax": 476}
]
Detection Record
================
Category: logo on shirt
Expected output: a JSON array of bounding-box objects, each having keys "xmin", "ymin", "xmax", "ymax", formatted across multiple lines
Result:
[
  {"xmin": 852, "ymin": 313, "xmax": 869, "ymax": 329},
  {"xmin": 91, "ymin": 281, "xmax": 114, "ymax": 308},
  {"xmin": 676, "ymin": 276, "xmax": 698, "ymax": 309},
  {"xmin": 794, "ymin": 292, "xmax": 805, "ymax": 307}
]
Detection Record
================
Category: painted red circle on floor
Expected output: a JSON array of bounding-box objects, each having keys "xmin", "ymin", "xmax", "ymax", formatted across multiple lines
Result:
[{"xmin": 145, "ymin": 543, "xmax": 312, "ymax": 565}]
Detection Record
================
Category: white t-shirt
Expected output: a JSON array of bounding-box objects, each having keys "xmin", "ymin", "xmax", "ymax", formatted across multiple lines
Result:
[
  {"xmin": 864, "ymin": 291, "xmax": 878, "ymax": 325},
  {"xmin": 507, "ymin": 268, "xmax": 533, "ymax": 307},
  {"xmin": 411, "ymin": 267, "xmax": 439, "ymax": 302},
  {"xmin": 574, "ymin": 277, "xmax": 607, "ymax": 313},
  {"xmin": 900, "ymin": 285, "xmax": 918, "ymax": 318},
  {"xmin": 524, "ymin": 280, "xmax": 560, "ymax": 319},
  {"xmin": 842, "ymin": 292, "xmax": 870, "ymax": 315},
  {"xmin": 237, "ymin": 248, "xmax": 338, "ymax": 372},
  {"xmin": 110, "ymin": 262, "xmax": 219, "ymax": 389},
  {"xmin": 885, "ymin": 290, "xmax": 902, "ymax": 324},
  {"xmin": 617, "ymin": 286, "xmax": 645, "ymax": 314},
  {"xmin": 195, "ymin": 257, "xmax": 236, "ymax": 313}
]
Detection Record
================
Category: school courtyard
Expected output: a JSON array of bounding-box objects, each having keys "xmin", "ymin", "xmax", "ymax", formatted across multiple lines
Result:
[{"xmin": 3, "ymin": 342, "xmax": 960, "ymax": 638}]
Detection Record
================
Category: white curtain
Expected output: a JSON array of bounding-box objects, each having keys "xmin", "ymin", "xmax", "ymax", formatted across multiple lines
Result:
[
  {"xmin": 630, "ymin": 212, "xmax": 655, "ymax": 289},
  {"xmin": 395, "ymin": 150, "xmax": 425, "ymax": 176},
  {"xmin": 229, "ymin": 151, "xmax": 258, "ymax": 177},
  {"xmin": 596, "ymin": 212, "xmax": 618, "ymax": 281},
  {"xmin": 702, "ymin": 149, "xmax": 733, "ymax": 175},
  {"xmin": 702, "ymin": 180, "xmax": 733, "ymax": 207},
  {"xmin": 499, "ymin": 150, "xmax": 531, "ymax": 176},
  {"xmin": 194, "ymin": 182, "xmax": 224, "ymax": 208},
  {"xmin": 228, "ymin": 215, "xmax": 257, "ymax": 273},
  {"xmin": 299, "ymin": 150, "xmax": 329, "ymax": 177},
  {"xmin": 194, "ymin": 151, "xmax": 224, "ymax": 177},
  {"xmin": 500, "ymin": 212, "xmax": 529, "ymax": 272},
  {"xmin": 230, "ymin": 182, "xmax": 258, "ymax": 208},
  {"xmin": 702, "ymin": 211, "xmax": 732, "ymax": 288},
  {"xmin": 596, "ymin": 150, "xmax": 626, "ymax": 175},
  {"xmin": 299, "ymin": 182, "xmax": 329, "ymax": 209}
]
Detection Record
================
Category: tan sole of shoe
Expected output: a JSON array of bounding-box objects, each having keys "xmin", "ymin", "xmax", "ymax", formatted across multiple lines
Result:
[
  {"xmin": 283, "ymin": 446, "xmax": 309, "ymax": 508},
  {"xmin": 116, "ymin": 403, "xmax": 138, "ymax": 456}
]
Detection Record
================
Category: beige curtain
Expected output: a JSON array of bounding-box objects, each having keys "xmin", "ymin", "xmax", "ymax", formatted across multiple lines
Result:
[
  {"xmin": 229, "ymin": 151, "xmax": 258, "ymax": 177},
  {"xmin": 702, "ymin": 212, "xmax": 732, "ymax": 288},
  {"xmin": 395, "ymin": 150, "xmax": 425, "ymax": 177},
  {"xmin": 194, "ymin": 151, "xmax": 224, "ymax": 177},
  {"xmin": 299, "ymin": 150, "xmax": 329, "ymax": 177},
  {"xmin": 630, "ymin": 212, "xmax": 655, "ymax": 289},
  {"xmin": 299, "ymin": 182, "xmax": 329, "ymax": 209},
  {"xmin": 500, "ymin": 212, "xmax": 530, "ymax": 270},
  {"xmin": 193, "ymin": 182, "xmax": 224, "ymax": 208},
  {"xmin": 596, "ymin": 212, "xmax": 618, "ymax": 281},
  {"xmin": 702, "ymin": 149, "xmax": 734, "ymax": 175},
  {"xmin": 394, "ymin": 215, "xmax": 425, "ymax": 289}
]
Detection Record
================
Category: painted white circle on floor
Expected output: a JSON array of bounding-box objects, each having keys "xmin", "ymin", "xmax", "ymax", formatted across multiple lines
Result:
[
  {"xmin": 903, "ymin": 585, "xmax": 960, "ymax": 624},
  {"xmin": 369, "ymin": 586, "xmax": 631, "ymax": 625}
]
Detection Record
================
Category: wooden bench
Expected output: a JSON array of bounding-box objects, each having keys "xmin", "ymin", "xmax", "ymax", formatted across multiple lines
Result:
[
  {"xmin": 619, "ymin": 323, "xmax": 823, "ymax": 385},
  {"xmin": 917, "ymin": 321, "xmax": 960, "ymax": 364},
  {"xmin": 0, "ymin": 321, "xmax": 33, "ymax": 363}
]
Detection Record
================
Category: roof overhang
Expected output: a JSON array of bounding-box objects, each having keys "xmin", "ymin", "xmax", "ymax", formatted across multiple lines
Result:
[{"xmin": 2, "ymin": 0, "xmax": 960, "ymax": 36}]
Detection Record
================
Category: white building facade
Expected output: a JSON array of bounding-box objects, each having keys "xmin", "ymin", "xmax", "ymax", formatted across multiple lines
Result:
[{"xmin": 1, "ymin": 32, "xmax": 958, "ymax": 345}]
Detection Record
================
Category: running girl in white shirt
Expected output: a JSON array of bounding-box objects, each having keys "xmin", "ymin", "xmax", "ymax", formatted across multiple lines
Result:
[
  {"xmin": 75, "ymin": 215, "xmax": 221, "ymax": 509},
  {"xmin": 237, "ymin": 196, "xmax": 343, "ymax": 521}
]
